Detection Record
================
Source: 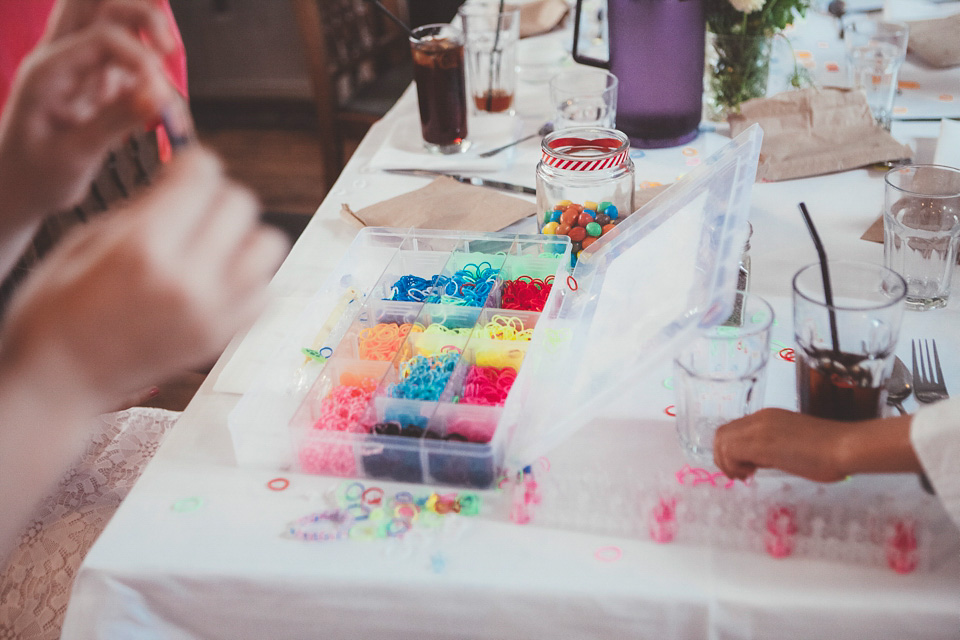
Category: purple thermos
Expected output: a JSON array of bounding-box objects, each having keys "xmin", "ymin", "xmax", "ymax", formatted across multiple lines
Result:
[{"xmin": 573, "ymin": 0, "xmax": 705, "ymax": 148}]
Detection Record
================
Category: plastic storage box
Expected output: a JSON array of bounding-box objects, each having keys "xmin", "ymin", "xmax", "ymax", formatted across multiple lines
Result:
[{"xmin": 228, "ymin": 125, "xmax": 763, "ymax": 488}]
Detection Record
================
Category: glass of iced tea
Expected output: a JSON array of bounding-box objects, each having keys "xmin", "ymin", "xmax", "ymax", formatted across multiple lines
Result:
[
  {"xmin": 409, "ymin": 24, "xmax": 469, "ymax": 154},
  {"xmin": 792, "ymin": 261, "xmax": 907, "ymax": 420}
]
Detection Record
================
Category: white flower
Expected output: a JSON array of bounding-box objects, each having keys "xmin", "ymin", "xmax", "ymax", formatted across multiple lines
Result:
[{"xmin": 729, "ymin": 0, "xmax": 765, "ymax": 13}]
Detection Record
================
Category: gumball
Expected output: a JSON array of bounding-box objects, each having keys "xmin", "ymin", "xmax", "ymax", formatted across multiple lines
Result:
[
  {"xmin": 601, "ymin": 223, "xmax": 616, "ymax": 235},
  {"xmin": 598, "ymin": 201, "xmax": 613, "ymax": 214},
  {"xmin": 542, "ymin": 221, "xmax": 560, "ymax": 234},
  {"xmin": 572, "ymin": 203, "xmax": 584, "ymax": 212},
  {"xmin": 556, "ymin": 199, "xmax": 572, "ymax": 209},
  {"xmin": 559, "ymin": 209, "xmax": 578, "ymax": 226},
  {"xmin": 571, "ymin": 240, "xmax": 582, "ymax": 253},
  {"xmin": 584, "ymin": 200, "xmax": 598, "ymax": 211},
  {"xmin": 582, "ymin": 236, "xmax": 597, "ymax": 249},
  {"xmin": 563, "ymin": 205, "xmax": 579, "ymax": 219},
  {"xmin": 556, "ymin": 223, "xmax": 572, "ymax": 236},
  {"xmin": 585, "ymin": 221, "xmax": 602, "ymax": 237},
  {"xmin": 568, "ymin": 226, "xmax": 587, "ymax": 242},
  {"xmin": 605, "ymin": 205, "xmax": 619, "ymax": 219},
  {"xmin": 595, "ymin": 212, "xmax": 611, "ymax": 226},
  {"xmin": 549, "ymin": 209, "xmax": 562, "ymax": 223},
  {"xmin": 583, "ymin": 209, "xmax": 597, "ymax": 218},
  {"xmin": 543, "ymin": 211, "xmax": 553, "ymax": 224},
  {"xmin": 577, "ymin": 212, "xmax": 594, "ymax": 227}
]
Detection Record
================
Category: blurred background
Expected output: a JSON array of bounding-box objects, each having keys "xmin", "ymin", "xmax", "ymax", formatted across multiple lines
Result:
[{"xmin": 170, "ymin": 0, "xmax": 463, "ymax": 229}]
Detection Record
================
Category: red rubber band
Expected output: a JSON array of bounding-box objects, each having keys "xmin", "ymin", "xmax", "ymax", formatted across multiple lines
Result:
[
  {"xmin": 566, "ymin": 275, "xmax": 578, "ymax": 291},
  {"xmin": 361, "ymin": 487, "xmax": 384, "ymax": 505},
  {"xmin": 267, "ymin": 477, "xmax": 290, "ymax": 491}
]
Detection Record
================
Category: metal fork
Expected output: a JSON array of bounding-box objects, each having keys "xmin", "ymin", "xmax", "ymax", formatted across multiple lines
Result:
[{"xmin": 912, "ymin": 339, "xmax": 950, "ymax": 403}]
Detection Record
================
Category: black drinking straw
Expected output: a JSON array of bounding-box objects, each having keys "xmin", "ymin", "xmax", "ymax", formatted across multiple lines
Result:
[
  {"xmin": 486, "ymin": 0, "xmax": 507, "ymax": 111},
  {"xmin": 798, "ymin": 202, "xmax": 841, "ymax": 356},
  {"xmin": 365, "ymin": 0, "xmax": 415, "ymax": 39}
]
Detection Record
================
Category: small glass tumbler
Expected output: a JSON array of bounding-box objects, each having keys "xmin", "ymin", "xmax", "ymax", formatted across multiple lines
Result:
[
  {"xmin": 884, "ymin": 164, "xmax": 960, "ymax": 310},
  {"xmin": 843, "ymin": 18, "xmax": 909, "ymax": 131},
  {"xmin": 410, "ymin": 24, "xmax": 469, "ymax": 154},
  {"xmin": 458, "ymin": 3, "xmax": 520, "ymax": 115},
  {"xmin": 793, "ymin": 261, "xmax": 907, "ymax": 420},
  {"xmin": 674, "ymin": 293, "xmax": 774, "ymax": 467},
  {"xmin": 549, "ymin": 68, "xmax": 619, "ymax": 130}
]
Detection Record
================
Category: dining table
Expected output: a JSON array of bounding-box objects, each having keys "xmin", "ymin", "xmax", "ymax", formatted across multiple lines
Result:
[{"xmin": 61, "ymin": 6, "xmax": 960, "ymax": 639}]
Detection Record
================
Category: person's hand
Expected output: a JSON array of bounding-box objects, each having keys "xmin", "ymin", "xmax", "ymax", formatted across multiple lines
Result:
[
  {"xmin": 713, "ymin": 408, "xmax": 852, "ymax": 482},
  {"xmin": 0, "ymin": 148, "xmax": 289, "ymax": 414},
  {"xmin": 0, "ymin": 0, "xmax": 176, "ymax": 228}
]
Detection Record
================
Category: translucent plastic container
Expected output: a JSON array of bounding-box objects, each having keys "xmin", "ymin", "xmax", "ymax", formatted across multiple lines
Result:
[{"xmin": 228, "ymin": 125, "xmax": 763, "ymax": 487}]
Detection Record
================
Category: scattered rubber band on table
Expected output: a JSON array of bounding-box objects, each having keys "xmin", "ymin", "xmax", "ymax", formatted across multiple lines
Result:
[
  {"xmin": 172, "ymin": 497, "xmax": 203, "ymax": 513},
  {"xmin": 500, "ymin": 276, "xmax": 554, "ymax": 312},
  {"xmin": 362, "ymin": 487, "xmax": 384, "ymax": 505},
  {"xmin": 267, "ymin": 477, "xmax": 290, "ymax": 491},
  {"xmin": 594, "ymin": 546, "xmax": 623, "ymax": 562}
]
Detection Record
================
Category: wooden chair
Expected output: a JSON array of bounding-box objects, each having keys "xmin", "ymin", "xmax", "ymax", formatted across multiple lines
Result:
[{"xmin": 290, "ymin": 0, "xmax": 414, "ymax": 190}]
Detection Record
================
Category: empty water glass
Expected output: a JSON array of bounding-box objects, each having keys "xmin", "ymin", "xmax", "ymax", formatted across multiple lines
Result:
[
  {"xmin": 549, "ymin": 68, "xmax": 618, "ymax": 130},
  {"xmin": 843, "ymin": 18, "xmax": 909, "ymax": 130},
  {"xmin": 884, "ymin": 164, "xmax": 960, "ymax": 310},
  {"xmin": 674, "ymin": 293, "xmax": 774, "ymax": 467}
]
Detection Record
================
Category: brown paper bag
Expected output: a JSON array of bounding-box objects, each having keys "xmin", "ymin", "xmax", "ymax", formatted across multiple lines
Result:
[
  {"xmin": 728, "ymin": 88, "xmax": 913, "ymax": 182},
  {"xmin": 341, "ymin": 177, "xmax": 535, "ymax": 231},
  {"xmin": 907, "ymin": 13, "xmax": 960, "ymax": 69}
]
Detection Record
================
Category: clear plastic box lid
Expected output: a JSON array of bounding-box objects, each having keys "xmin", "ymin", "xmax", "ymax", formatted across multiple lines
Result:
[{"xmin": 503, "ymin": 124, "xmax": 763, "ymax": 467}]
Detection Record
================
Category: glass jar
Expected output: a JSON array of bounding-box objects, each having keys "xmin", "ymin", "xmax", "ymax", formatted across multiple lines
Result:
[{"xmin": 536, "ymin": 128, "xmax": 635, "ymax": 265}]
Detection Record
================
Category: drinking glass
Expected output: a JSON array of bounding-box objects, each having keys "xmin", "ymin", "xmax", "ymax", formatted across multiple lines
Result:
[
  {"xmin": 458, "ymin": 3, "xmax": 520, "ymax": 115},
  {"xmin": 793, "ymin": 262, "xmax": 907, "ymax": 420},
  {"xmin": 674, "ymin": 293, "xmax": 774, "ymax": 467},
  {"xmin": 410, "ymin": 24, "xmax": 469, "ymax": 154},
  {"xmin": 843, "ymin": 18, "xmax": 909, "ymax": 131},
  {"xmin": 548, "ymin": 68, "xmax": 618, "ymax": 130},
  {"xmin": 884, "ymin": 164, "xmax": 960, "ymax": 310}
]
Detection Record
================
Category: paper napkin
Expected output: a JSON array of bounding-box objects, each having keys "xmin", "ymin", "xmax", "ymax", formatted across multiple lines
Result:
[
  {"xmin": 728, "ymin": 88, "xmax": 914, "ymax": 182},
  {"xmin": 367, "ymin": 113, "xmax": 524, "ymax": 173}
]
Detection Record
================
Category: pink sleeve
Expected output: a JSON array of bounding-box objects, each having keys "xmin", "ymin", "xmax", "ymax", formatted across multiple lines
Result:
[
  {"xmin": 0, "ymin": 0, "xmax": 188, "ymax": 115},
  {"xmin": 0, "ymin": 0, "xmax": 57, "ymax": 113}
]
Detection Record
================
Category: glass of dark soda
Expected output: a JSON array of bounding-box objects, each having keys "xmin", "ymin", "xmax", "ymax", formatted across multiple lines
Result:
[
  {"xmin": 409, "ymin": 24, "xmax": 469, "ymax": 154},
  {"xmin": 793, "ymin": 261, "xmax": 907, "ymax": 420}
]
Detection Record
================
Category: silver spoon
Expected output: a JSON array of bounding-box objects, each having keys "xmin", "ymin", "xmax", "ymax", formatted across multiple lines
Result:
[
  {"xmin": 886, "ymin": 356, "xmax": 912, "ymax": 416},
  {"xmin": 885, "ymin": 356, "xmax": 935, "ymax": 493},
  {"xmin": 479, "ymin": 122, "xmax": 554, "ymax": 158}
]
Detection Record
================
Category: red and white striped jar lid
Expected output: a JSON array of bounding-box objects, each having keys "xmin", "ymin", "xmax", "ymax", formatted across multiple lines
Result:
[{"xmin": 540, "ymin": 128, "xmax": 630, "ymax": 172}]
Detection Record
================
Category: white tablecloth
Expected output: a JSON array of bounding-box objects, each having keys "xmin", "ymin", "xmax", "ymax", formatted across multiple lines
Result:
[{"xmin": 62, "ymin": 10, "xmax": 960, "ymax": 639}]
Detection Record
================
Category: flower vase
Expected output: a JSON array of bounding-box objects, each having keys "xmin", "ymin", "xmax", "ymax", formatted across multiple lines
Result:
[{"xmin": 704, "ymin": 32, "xmax": 773, "ymax": 121}]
